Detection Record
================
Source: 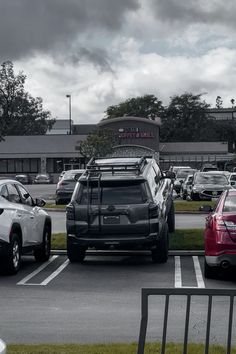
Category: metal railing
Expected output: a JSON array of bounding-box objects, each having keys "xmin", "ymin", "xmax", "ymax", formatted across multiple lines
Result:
[{"xmin": 137, "ymin": 288, "xmax": 236, "ymax": 354}]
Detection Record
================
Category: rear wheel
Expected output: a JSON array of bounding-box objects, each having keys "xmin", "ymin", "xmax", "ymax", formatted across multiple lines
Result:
[
  {"xmin": 191, "ymin": 192, "xmax": 200, "ymax": 201},
  {"xmin": 34, "ymin": 224, "xmax": 51, "ymax": 262},
  {"xmin": 182, "ymin": 190, "xmax": 187, "ymax": 200},
  {"xmin": 4, "ymin": 233, "xmax": 21, "ymax": 275},
  {"xmin": 151, "ymin": 223, "xmax": 169, "ymax": 263},
  {"xmin": 204, "ymin": 259, "xmax": 218, "ymax": 279},
  {"xmin": 67, "ymin": 242, "xmax": 86, "ymax": 263}
]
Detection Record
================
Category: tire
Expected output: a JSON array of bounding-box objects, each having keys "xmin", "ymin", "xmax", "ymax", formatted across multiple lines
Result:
[
  {"xmin": 151, "ymin": 223, "xmax": 169, "ymax": 263},
  {"xmin": 167, "ymin": 201, "xmax": 175, "ymax": 233},
  {"xmin": 191, "ymin": 192, "xmax": 200, "ymax": 201},
  {"xmin": 4, "ymin": 233, "xmax": 21, "ymax": 275},
  {"xmin": 67, "ymin": 241, "xmax": 86, "ymax": 263},
  {"xmin": 204, "ymin": 259, "xmax": 218, "ymax": 279},
  {"xmin": 34, "ymin": 224, "xmax": 51, "ymax": 262}
]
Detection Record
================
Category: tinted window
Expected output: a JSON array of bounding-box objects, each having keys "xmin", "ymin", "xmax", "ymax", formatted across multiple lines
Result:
[
  {"xmin": 7, "ymin": 184, "xmax": 21, "ymax": 203},
  {"xmin": 0, "ymin": 185, "xmax": 8, "ymax": 199},
  {"xmin": 223, "ymin": 195, "xmax": 236, "ymax": 212},
  {"xmin": 17, "ymin": 185, "xmax": 33, "ymax": 206},
  {"xmin": 78, "ymin": 181, "xmax": 146, "ymax": 205}
]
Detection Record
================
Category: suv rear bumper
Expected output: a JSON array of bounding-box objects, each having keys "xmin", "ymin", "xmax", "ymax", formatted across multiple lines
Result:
[{"xmin": 67, "ymin": 233, "xmax": 159, "ymax": 250}]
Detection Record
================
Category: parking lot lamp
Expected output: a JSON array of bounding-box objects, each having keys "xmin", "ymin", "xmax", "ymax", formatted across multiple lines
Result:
[{"xmin": 66, "ymin": 94, "xmax": 72, "ymax": 135}]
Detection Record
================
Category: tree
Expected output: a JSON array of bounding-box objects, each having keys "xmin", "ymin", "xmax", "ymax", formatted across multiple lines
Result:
[
  {"xmin": 160, "ymin": 93, "xmax": 215, "ymax": 142},
  {"xmin": 231, "ymin": 98, "xmax": 235, "ymax": 108},
  {"xmin": 0, "ymin": 61, "xmax": 54, "ymax": 140},
  {"xmin": 79, "ymin": 129, "xmax": 116, "ymax": 161},
  {"xmin": 104, "ymin": 94, "xmax": 164, "ymax": 120},
  {"xmin": 216, "ymin": 95, "xmax": 223, "ymax": 109}
]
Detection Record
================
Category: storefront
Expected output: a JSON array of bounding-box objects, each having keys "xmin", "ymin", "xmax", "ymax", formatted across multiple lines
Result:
[{"xmin": 98, "ymin": 116, "xmax": 161, "ymax": 159}]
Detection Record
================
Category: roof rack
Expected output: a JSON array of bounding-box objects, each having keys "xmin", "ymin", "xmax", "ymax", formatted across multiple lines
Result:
[{"xmin": 86, "ymin": 156, "xmax": 148, "ymax": 175}]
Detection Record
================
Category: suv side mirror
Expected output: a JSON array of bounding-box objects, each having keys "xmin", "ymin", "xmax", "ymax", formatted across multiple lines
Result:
[{"xmin": 35, "ymin": 198, "xmax": 46, "ymax": 207}]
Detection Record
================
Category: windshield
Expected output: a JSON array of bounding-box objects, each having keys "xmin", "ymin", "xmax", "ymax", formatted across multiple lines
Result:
[
  {"xmin": 195, "ymin": 173, "xmax": 228, "ymax": 185},
  {"xmin": 176, "ymin": 169, "xmax": 196, "ymax": 179},
  {"xmin": 78, "ymin": 181, "xmax": 146, "ymax": 204}
]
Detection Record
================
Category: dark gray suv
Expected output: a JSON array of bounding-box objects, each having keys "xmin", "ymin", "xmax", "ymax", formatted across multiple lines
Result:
[{"xmin": 66, "ymin": 157, "xmax": 175, "ymax": 263}]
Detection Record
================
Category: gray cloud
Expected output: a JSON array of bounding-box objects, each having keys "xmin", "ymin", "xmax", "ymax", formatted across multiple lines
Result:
[
  {"xmin": 150, "ymin": 0, "xmax": 236, "ymax": 28},
  {"xmin": 0, "ymin": 0, "xmax": 139, "ymax": 60},
  {"xmin": 65, "ymin": 47, "xmax": 114, "ymax": 72}
]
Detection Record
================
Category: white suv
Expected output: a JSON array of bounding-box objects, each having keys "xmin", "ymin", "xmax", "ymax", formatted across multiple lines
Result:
[{"xmin": 0, "ymin": 179, "xmax": 52, "ymax": 274}]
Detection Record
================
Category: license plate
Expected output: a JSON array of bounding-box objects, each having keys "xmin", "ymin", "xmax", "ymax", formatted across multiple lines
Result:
[{"xmin": 103, "ymin": 216, "xmax": 120, "ymax": 224}]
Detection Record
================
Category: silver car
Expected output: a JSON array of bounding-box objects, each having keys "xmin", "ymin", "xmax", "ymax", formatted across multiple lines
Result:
[
  {"xmin": 189, "ymin": 171, "xmax": 231, "ymax": 201},
  {"xmin": 0, "ymin": 179, "xmax": 51, "ymax": 274},
  {"xmin": 55, "ymin": 169, "xmax": 85, "ymax": 205}
]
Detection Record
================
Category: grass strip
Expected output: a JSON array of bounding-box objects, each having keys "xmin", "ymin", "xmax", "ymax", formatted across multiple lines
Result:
[
  {"xmin": 170, "ymin": 229, "xmax": 204, "ymax": 250},
  {"xmin": 174, "ymin": 200, "xmax": 216, "ymax": 212},
  {"xmin": 45, "ymin": 203, "xmax": 66, "ymax": 209},
  {"xmin": 52, "ymin": 229, "xmax": 204, "ymax": 251},
  {"xmin": 7, "ymin": 343, "xmax": 236, "ymax": 354}
]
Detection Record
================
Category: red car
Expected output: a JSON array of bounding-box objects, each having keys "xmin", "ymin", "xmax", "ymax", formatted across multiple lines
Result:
[{"xmin": 204, "ymin": 189, "xmax": 236, "ymax": 278}]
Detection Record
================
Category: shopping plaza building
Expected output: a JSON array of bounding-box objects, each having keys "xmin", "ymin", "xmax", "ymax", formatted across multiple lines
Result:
[{"xmin": 0, "ymin": 111, "xmax": 235, "ymax": 182}]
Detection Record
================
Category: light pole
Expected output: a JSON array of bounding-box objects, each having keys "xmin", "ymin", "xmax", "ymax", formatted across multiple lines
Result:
[{"xmin": 66, "ymin": 94, "xmax": 72, "ymax": 134}]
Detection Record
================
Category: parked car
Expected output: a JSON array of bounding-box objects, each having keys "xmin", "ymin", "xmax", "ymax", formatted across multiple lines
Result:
[
  {"xmin": 174, "ymin": 168, "xmax": 197, "ymax": 195},
  {"xmin": 55, "ymin": 169, "xmax": 85, "ymax": 205},
  {"xmin": 0, "ymin": 179, "xmax": 51, "ymax": 274},
  {"xmin": 169, "ymin": 165, "xmax": 191, "ymax": 174},
  {"xmin": 189, "ymin": 171, "xmax": 231, "ymax": 201},
  {"xmin": 180, "ymin": 174, "xmax": 194, "ymax": 200},
  {"xmin": 229, "ymin": 173, "xmax": 236, "ymax": 188},
  {"xmin": 66, "ymin": 157, "xmax": 175, "ymax": 263},
  {"xmin": 15, "ymin": 174, "xmax": 32, "ymax": 184},
  {"xmin": 33, "ymin": 173, "xmax": 53, "ymax": 184},
  {"xmin": 58, "ymin": 170, "xmax": 66, "ymax": 181},
  {"xmin": 200, "ymin": 163, "xmax": 218, "ymax": 172},
  {"xmin": 204, "ymin": 189, "xmax": 236, "ymax": 278}
]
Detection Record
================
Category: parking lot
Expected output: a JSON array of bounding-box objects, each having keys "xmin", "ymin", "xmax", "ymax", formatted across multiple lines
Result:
[
  {"xmin": 1, "ymin": 253, "xmax": 236, "ymax": 344},
  {"xmin": 1, "ymin": 183, "xmax": 236, "ymax": 346}
]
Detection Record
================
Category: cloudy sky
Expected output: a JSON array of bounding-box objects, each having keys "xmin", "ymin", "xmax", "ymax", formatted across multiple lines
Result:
[{"xmin": 1, "ymin": 0, "xmax": 236, "ymax": 124}]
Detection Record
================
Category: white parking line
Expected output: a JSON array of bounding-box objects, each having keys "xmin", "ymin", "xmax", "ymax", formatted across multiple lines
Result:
[
  {"xmin": 174, "ymin": 256, "xmax": 205, "ymax": 288},
  {"xmin": 40, "ymin": 259, "xmax": 69, "ymax": 285},
  {"xmin": 17, "ymin": 256, "xmax": 58, "ymax": 285},
  {"xmin": 192, "ymin": 255, "xmax": 205, "ymax": 288},
  {"xmin": 175, "ymin": 256, "xmax": 182, "ymax": 288}
]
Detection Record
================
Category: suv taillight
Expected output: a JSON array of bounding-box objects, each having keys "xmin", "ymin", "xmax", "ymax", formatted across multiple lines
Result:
[
  {"xmin": 149, "ymin": 203, "xmax": 159, "ymax": 218},
  {"xmin": 66, "ymin": 204, "xmax": 75, "ymax": 220}
]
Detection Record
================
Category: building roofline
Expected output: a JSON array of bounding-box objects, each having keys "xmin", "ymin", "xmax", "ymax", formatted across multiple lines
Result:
[{"xmin": 98, "ymin": 116, "xmax": 161, "ymax": 127}]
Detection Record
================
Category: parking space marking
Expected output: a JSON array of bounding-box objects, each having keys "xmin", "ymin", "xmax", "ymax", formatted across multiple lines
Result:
[
  {"xmin": 192, "ymin": 255, "xmax": 205, "ymax": 288},
  {"xmin": 175, "ymin": 256, "xmax": 182, "ymax": 288},
  {"xmin": 40, "ymin": 259, "xmax": 69, "ymax": 286},
  {"xmin": 174, "ymin": 256, "xmax": 205, "ymax": 288},
  {"xmin": 17, "ymin": 255, "xmax": 58, "ymax": 285}
]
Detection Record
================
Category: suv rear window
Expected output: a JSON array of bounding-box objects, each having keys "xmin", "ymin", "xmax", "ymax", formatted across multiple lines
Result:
[{"xmin": 78, "ymin": 181, "xmax": 146, "ymax": 205}]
